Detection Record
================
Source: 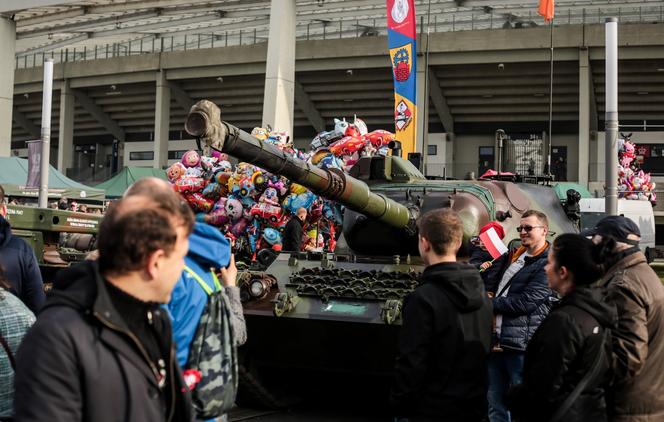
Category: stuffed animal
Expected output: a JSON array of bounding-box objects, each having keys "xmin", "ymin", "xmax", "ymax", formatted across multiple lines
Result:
[
  {"xmin": 181, "ymin": 150, "xmax": 201, "ymax": 168},
  {"xmin": 167, "ymin": 162, "xmax": 186, "ymax": 182}
]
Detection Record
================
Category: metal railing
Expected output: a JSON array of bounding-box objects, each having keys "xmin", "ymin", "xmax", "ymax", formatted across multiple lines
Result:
[{"xmin": 15, "ymin": 5, "xmax": 664, "ymax": 69}]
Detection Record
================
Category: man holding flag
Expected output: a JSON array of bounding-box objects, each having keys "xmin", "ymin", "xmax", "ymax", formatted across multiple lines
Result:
[{"xmin": 487, "ymin": 210, "xmax": 553, "ymax": 422}]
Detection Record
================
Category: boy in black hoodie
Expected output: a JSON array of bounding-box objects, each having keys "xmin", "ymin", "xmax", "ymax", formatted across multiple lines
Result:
[{"xmin": 390, "ymin": 209, "xmax": 493, "ymax": 422}]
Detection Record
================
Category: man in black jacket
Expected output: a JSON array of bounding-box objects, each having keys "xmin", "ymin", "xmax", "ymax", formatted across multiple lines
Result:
[
  {"xmin": 390, "ymin": 209, "xmax": 493, "ymax": 422},
  {"xmin": 14, "ymin": 190, "xmax": 195, "ymax": 421},
  {"xmin": 0, "ymin": 184, "xmax": 45, "ymax": 313},
  {"xmin": 282, "ymin": 207, "xmax": 307, "ymax": 252}
]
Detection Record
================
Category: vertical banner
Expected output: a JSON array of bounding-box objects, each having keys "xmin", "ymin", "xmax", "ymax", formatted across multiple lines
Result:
[
  {"xmin": 26, "ymin": 140, "xmax": 42, "ymax": 188},
  {"xmin": 387, "ymin": 0, "xmax": 417, "ymax": 156}
]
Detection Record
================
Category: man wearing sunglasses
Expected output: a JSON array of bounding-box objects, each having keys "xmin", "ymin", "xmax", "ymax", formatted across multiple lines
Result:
[{"xmin": 487, "ymin": 210, "xmax": 553, "ymax": 422}]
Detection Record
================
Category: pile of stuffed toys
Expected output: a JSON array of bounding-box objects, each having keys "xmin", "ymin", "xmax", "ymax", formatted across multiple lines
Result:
[
  {"xmin": 617, "ymin": 134, "xmax": 656, "ymax": 205},
  {"xmin": 167, "ymin": 116, "xmax": 395, "ymax": 260}
]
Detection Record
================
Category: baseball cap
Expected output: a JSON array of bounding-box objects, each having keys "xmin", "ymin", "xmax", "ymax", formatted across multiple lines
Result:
[{"xmin": 580, "ymin": 215, "xmax": 641, "ymax": 245}]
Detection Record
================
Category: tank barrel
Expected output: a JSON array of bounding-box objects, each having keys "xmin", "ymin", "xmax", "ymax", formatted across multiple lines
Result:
[{"xmin": 185, "ymin": 100, "xmax": 417, "ymax": 233}]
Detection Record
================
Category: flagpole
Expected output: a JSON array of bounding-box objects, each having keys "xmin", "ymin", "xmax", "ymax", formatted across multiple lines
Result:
[
  {"xmin": 421, "ymin": 0, "xmax": 432, "ymax": 173},
  {"xmin": 547, "ymin": 17, "xmax": 554, "ymax": 176}
]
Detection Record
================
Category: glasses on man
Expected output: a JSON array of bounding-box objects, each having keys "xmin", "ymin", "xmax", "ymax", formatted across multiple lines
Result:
[{"xmin": 516, "ymin": 225, "xmax": 545, "ymax": 233}]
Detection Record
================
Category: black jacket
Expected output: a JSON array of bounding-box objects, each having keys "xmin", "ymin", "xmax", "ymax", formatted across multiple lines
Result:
[
  {"xmin": 390, "ymin": 262, "xmax": 493, "ymax": 421},
  {"xmin": 508, "ymin": 287, "xmax": 617, "ymax": 422},
  {"xmin": 282, "ymin": 217, "xmax": 304, "ymax": 252},
  {"xmin": 13, "ymin": 261, "xmax": 193, "ymax": 422},
  {"xmin": 0, "ymin": 215, "xmax": 45, "ymax": 313},
  {"xmin": 468, "ymin": 246, "xmax": 503, "ymax": 293},
  {"xmin": 493, "ymin": 245, "xmax": 553, "ymax": 351}
]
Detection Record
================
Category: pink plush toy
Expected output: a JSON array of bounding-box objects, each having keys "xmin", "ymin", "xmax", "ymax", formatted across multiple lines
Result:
[{"xmin": 181, "ymin": 150, "xmax": 201, "ymax": 168}]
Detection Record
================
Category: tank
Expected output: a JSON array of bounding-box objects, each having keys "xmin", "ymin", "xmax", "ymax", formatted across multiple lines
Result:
[
  {"xmin": 5, "ymin": 205, "xmax": 100, "ymax": 283},
  {"xmin": 185, "ymin": 100, "xmax": 578, "ymax": 408}
]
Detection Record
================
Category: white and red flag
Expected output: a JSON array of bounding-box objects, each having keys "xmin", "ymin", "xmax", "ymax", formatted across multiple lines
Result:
[{"xmin": 479, "ymin": 227, "xmax": 508, "ymax": 259}]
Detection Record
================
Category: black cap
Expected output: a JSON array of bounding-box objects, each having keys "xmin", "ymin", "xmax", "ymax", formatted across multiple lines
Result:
[{"xmin": 580, "ymin": 215, "xmax": 641, "ymax": 245}]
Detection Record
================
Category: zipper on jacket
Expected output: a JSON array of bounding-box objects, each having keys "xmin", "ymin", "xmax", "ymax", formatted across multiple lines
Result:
[
  {"xmin": 94, "ymin": 311, "xmax": 161, "ymax": 384},
  {"xmin": 167, "ymin": 345, "xmax": 176, "ymax": 422}
]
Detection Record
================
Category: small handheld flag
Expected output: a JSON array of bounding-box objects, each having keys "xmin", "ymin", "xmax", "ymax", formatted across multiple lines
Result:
[{"xmin": 479, "ymin": 227, "xmax": 509, "ymax": 260}]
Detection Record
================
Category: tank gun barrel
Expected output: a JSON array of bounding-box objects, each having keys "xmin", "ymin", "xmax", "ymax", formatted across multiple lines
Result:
[{"xmin": 185, "ymin": 100, "xmax": 417, "ymax": 233}]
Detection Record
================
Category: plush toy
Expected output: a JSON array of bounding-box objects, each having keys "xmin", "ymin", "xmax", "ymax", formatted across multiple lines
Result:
[
  {"xmin": 251, "ymin": 127, "xmax": 270, "ymax": 141},
  {"xmin": 202, "ymin": 208, "xmax": 230, "ymax": 227},
  {"xmin": 259, "ymin": 187, "xmax": 279, "ymax": 206},
  {"xmin": 167, "ymin": 162, "xmax": 186, "ymax": 182},
  {"xmin": 202, "ymin": 182, "xmax": 223, "ymax": 200},
  {"xmin": 283, "ymin": 191, "xmax": 317, "ymax": 215},
  {"xmin": 225, "ymin": 197, "xmax": 244, "ymax": 222},
  {"xmin": 181, "ymin": 150, "xmax": 201, "ymax": 168},
  {"xmin": 262, "ymin": 227, "xmax": 282, "ymax": 247}
]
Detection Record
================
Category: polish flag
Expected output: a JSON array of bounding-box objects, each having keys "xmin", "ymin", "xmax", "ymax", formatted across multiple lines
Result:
[{"xmin": 479, "ymin": 227, "xmax": 508, "ymax": 259}]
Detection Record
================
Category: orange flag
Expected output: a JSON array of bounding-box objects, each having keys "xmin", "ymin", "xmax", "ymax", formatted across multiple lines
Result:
[{"xmin": 538, "ymin": 0, "xmax": 554, "ymax": 21}]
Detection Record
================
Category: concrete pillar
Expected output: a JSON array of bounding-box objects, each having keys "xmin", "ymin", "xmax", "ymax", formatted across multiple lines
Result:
[
  {"xmin": 578, "ymin": 48, "xmax": 590, "ymax": 187},
  {"xmin": 154, "ymin": 70, "xmax": 170, "ymax": 169},
  {"xmin": 0, "ymin": 17, "xmax": 16, "ymax": 157},
  {"xmin": 58, "ymin": 79, "xmax": 74, "ymax": 173},
  {"xmin": 262, "ymin": 0, "xmax": 295, "ymax": 135}
]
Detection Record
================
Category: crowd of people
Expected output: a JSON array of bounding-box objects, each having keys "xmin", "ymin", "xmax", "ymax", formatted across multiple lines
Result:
[
  {"xmin": 391, "ymin": 209, "xmax": 664, "ymax": 422},
  {"xmin": 1, "ymin": 178, "xmax": 664, "ymax": 422}
]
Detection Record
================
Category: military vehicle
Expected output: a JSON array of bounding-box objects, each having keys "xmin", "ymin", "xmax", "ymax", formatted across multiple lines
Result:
[
  {"xmin": 185, "ymin": 100, "xmax": 579, "ymax": 407},
  {"xmin": 5, "ymin": 205, "xmax": 100, "ymax": 283}
]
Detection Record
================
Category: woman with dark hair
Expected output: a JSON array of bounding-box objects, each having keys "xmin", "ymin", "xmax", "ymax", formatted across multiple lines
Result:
[
  {"xmin": 507, "ymin": 234, "xmax": 616, "ymax": 422},
  {"xmin": 0, "ymin": 266, "xmax": 35, "ymax": 419}
]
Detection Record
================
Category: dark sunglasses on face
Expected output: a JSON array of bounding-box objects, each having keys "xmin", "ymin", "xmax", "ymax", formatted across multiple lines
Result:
[{"xmin": 516, "ymin": 225, "xmax": 544, "ymax": 233}]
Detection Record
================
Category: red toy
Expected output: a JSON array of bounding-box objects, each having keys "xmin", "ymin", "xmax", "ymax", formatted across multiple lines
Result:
[
  {"xmin": 249, "ymin": 202, "xmax": 283, "ymax": 223},
  {"xmin": 329, "ymin": 135, "xmax": 366, "ymax": 156}
]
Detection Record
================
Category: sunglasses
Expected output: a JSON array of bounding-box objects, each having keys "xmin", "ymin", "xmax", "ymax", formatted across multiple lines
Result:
[{"xmin": 516, "ymin": 225, "xmax": 545, "ymax": 233}]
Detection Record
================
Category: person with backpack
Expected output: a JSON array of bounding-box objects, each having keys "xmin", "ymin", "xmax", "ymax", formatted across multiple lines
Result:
[
  {"xmin": 0, "ymin": 265, "xmax": 35, "ymax": 420},
  {"xmin": 584, "ymin": 216, "xmax": 664, "ymax": 421},
  {"xmin": 507, "ymin": 234, "xmax": 616, "ymax": 422},
  {"xmin": 167, "ymin": 222, "xmax": 246, "ymax": 421},
  {"xmin": 125, "ymin": 177, "xmax": 246, "ymax": 421}
]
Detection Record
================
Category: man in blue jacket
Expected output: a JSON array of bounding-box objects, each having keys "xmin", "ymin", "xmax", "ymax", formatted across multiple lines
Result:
[
  {"xmin": 488, "ymin": 210, "xmax": 553, "ymax": 422},
  {"xmin": 0, "ymin": 185, "xmax": 45, "ymax": 313}
]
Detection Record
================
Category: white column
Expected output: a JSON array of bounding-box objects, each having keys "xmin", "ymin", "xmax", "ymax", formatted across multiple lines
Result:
[
  {"xmin": 578, "ymin": 48, "xmax": 590, "ymax": 188},
  {"xmin": 262, "ymin": 0, "xmax": 295, "ymax": 135},
  {"xmin": 58, "ymin": 79, "xmax": 74, "ymax": 173},
  {"xmin": 154, "ymin": 70, "xmax": 170, "ymax": 169},
  {"xmin": 0, "ymin": 17, "xmax": 16, "ymax": 157}
]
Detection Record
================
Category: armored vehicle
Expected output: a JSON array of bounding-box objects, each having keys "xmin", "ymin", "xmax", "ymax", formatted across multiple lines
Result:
[
  {"xmin": 185, "ymin": 100, "xmax": 578, "ymax": 407},
  {"xmin": 5, "ymin": 205, "xmax": 100, "ymax": 283}
]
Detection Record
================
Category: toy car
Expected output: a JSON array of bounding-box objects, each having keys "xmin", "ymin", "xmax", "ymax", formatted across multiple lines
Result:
[{"xmin": 250, "ymin": 202, "xmax": 283, "ymax": 223}]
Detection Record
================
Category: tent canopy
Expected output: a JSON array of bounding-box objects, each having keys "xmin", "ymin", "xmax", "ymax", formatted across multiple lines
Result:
[
  {"xmin": 95, "ymin": 167, "xmax": 168, "ymax": 198},
  {"xmin": 0, "ymin": 157, "xmax": 105, "ymax": 201}
]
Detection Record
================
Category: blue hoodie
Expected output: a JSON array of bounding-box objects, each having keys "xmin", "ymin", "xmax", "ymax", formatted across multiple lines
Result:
[{"xmin": 167, "ymin": 222, "xmax": 231, "ymax": 367}]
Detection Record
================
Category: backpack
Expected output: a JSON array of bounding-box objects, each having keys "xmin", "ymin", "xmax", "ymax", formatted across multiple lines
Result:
[{"xmin": 184, "ymin": 266, "xmax": 238, "ymax": 418}]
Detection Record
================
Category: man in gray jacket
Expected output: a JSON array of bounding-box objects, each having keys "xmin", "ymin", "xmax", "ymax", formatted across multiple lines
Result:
[{"xmin": 584, "ymin": 216, "xmax": 664, "ymax": 422}]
